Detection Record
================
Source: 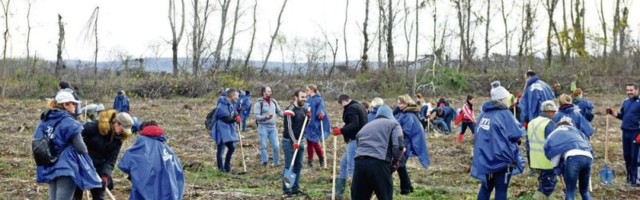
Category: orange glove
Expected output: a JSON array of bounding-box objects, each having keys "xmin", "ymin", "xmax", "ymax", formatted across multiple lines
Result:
[
  {"xmin": 606, "ymin": 108, "xmax": 614, "ymax": 115},
  {"xmin": 293, "ymin": 143, "xmax": 299, "ymax": 150},
  {"xmin": 332, "ymin": 127, "xmax": 341, "ymax": 136},
  {"xmin": 235, "ymin": 115, "xmax": 241, "ymax": 124},
  {"xmin": 318, "ymin": 112, "xmax": 325, "ymax": 120}
]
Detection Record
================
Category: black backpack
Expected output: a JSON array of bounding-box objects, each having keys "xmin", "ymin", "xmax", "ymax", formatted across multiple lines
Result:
[
  {"xmin": 32, "ymin": 116, "xmax": 66, "ymax": 166},
  {"xmin": 205, "ymin": 107, "xmax": 217, "ymax": 130}
]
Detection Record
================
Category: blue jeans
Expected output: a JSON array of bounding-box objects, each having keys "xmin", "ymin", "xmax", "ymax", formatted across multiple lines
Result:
[
  {"xmin": 478, "ymin": 167, "xmax": 512, "ymax": 200},
  {"xmin": 241, "ymin": 116, "xmax": 248, "ymax": 132},
  {"xmin": 622, "ymin": 131, "xmax": 639, "ymax": 184},
  {"xmin": 338, "ymin": 140, "xmax": 357, "ymax": 179},
  {"xmin": 432, "ymin": 118, "xmax": 450, "ymax": 133},
  {"xmin": 258, "ymin": 125, "xmax": 280, "ymax": 165},
  {"xmin": 216, "ymin": 142, "xmax": 236, "ymax": 172},
  {"xmin": 282, "ymin": 138, "xmax": 305, "ymax": 193},
  {"xmin": 563, "ymin": 155, "xmax": 592, "ymax": 200}
]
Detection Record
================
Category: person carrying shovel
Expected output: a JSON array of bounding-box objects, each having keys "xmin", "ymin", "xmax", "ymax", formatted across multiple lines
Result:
[
  {"xmin": 304, "ymin": 84, "xmax": 331, "ymax": 168},
  {"xmin": 282, "ymin": 90, "xmax": 310, "ymax": 197},
  {"xmin": 331, "ymin": 94, "xmax": 368, "ymax": 199},
  {"xmin": 210, "ymin": 89, "xmax": 241, "ymax": 173}
]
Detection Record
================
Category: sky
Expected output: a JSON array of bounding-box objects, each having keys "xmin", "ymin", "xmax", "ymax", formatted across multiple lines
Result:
[{"xmin": 5, "ymin": 0, "xmax": 640, "ymax": 62}]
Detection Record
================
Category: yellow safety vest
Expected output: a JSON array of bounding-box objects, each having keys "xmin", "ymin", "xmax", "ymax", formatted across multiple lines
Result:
[{"xmin": 527, "ymin": 116, "xmax": 553, "ymax": 169}]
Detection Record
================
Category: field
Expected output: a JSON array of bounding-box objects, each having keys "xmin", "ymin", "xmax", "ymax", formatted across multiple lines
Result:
[{"xmin": 2, "ymin": 93, "xmax": 640, "ymax": 199}]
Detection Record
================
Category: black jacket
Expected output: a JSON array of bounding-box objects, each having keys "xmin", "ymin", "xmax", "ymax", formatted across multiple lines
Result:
[
  {"xmin": 82, "ymin": 121, "xmax": 123, "ymax": 178},
  {"xmin": 341, "ymin": 100, "xmax": 368, "ymax": 142}
]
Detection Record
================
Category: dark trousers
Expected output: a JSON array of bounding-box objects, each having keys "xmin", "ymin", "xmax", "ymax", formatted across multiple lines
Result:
[
  {"xmin": 73, "ymin": 187, "xmax": 105, "ymax": 200},
  {"xmin": 563, "ymin": 155, "xmax": 592, "ymax": 200},
  {"xmin": 216, "ymin": 141, "xmax": 236, "ymax": 172},
  {"xmin": 477, "ymin": 167, "xmax": 512, "ymax": 200},
  {"xmin": 537, "ymin": 169, "xmax": 557, "ymax": 196},
  {"xmin": 351, "ymin": 157, "xmax": 393, "ymax": 200},
  {"xmin": 459, "ymin": 121, "xmax": 476, "ymax": 135},
  {"xmin": 396, "ymin": 157, "xmax": 413, "ymax": 193},
  {"xmin": 622, "ymin": 131, "xmax": 639, "ymax": 184}
]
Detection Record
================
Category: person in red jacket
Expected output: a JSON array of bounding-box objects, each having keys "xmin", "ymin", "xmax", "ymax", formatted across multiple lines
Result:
[{"xmin": 455, "ymin": 95, "xmax": 476, "ymax": 143}]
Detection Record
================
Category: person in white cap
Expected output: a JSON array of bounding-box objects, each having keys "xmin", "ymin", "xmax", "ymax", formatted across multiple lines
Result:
[
  {"xmin": 471, "ymin": 87, "xmax": 526, "ymax": 200},
  {"xmin": 73, "ymin": 109, "xmax": 133, "ymax": 199},
  {"xmin": 527, "ymin": 100, "xmax": 558, "ymax": 199},
  {"xmin": 35, "ymin": 91, "xmax": 102, "ymax": 200}
]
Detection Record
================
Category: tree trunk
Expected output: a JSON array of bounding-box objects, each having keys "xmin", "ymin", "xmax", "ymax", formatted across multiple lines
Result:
[
  {"xmin": 168, "ymin": 0, "xmax": 186, "ymax": 76},
  {"xmin": 92, "ymin": 7, "xmax": 99, "ymax": 87},
  {"xmin": 25, "ymin": 2, "xmax": 31, "ymax": 66},
  {"xmin": 56, "ymin": 14, "xmax": 65, "ymax": 80},
  {"xmin": 212, "ymin": 0, "xmax": 230, "ymax": 74},
  {"xmin": 455, "ymin": 0, "xmax": 465, "ymax": 71},
  {"xmin": 328, "ymin": 38, "xmax": 338, "ymax": 78},
  {"xmin": 611, "ymin": 0, "xmax": 620, "ymax": 54},
  {"xmin": 597, "ymin": 0, "xmax": 607, "ymax": 61},
  {"xmin": 403, "ymin": 0, "xmax": 412, "ymax": 84},
  {"xmin": 224, "ymin": 0, "xmax": 241, "ymax": 70},
  {"xmin": 260, "ymin": 0, "xmax": 289, "ymax": 76},
  {"xmin": 378, "ymin": 0, "xmax": 384, "ymax": 74},
  {"xmin": 244, "ymin": 0, "xmax": 257, "ymax": 81},
  {"xmin": 360, "ymin": 0, "xmax": 370, "ymax": 72},
  {"xmin": 500, "ymin": 0, "xmax": 510, "ymax": 69},
  {"xmin": 483, "ymin": 0, "xmax": 490, "ymax": 72},
  {"xmin": 343, "ymin": 0, "xmax": 349, "ymax": 69},
  {"xmin": 411, "ymin": 0, "xmax": 419, "ymax": 97},
  {"xmin": 192, "ymin": 0, "xmax": 211, "ymax": 77},
  {"xmin": 619, "ymin": 5, "xmax": 628, "ymax": 55},
  {"xmin": 1, "ymin": 0, "xmax": 9, "ymax": 100}
]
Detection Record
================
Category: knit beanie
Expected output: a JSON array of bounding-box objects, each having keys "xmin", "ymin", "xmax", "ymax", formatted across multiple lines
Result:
[
  {"xmin": 490, "ymin": 86, "xmax": 509, "ymax": 100},
  {"xmin": 558, "ymin": 94, "xmax": 572, "ymax": 105}
]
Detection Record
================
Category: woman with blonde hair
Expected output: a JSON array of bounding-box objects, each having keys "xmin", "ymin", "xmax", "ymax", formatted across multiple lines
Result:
[
  {"xmin": 73, "ymin": 109, "xmax": 134, "ymax": 199},
  {"xmin": 368, "ymin": 97, "xmax": 385, "ymax": 122},
  {"xmin": 35, "ymin": 91, "xmax": 102, "ymax": 200},
  {"xmin": 394, "ymin": 94, "xmax": 430, "ymax": 195}
]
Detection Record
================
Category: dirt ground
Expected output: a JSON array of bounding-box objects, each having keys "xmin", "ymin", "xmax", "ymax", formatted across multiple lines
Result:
[{"xmin": 3, "ymin": 93, "xmax": 640, "ymax": 199}]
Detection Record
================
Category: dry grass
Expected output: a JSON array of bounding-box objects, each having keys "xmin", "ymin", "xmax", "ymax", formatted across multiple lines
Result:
[{"xmin": 2, "ymin": 94, "xmax": 640, "ymax": 199}]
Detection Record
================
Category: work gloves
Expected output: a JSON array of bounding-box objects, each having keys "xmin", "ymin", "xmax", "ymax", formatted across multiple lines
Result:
[
  {"xmin": 293, "ymin": 143, "xmax": 300, "ymax": 150},
  {"xmin": 318, "ymin": 112, "xmax": 325, "ymax": 120},
  {"xmin": 606, "ymin": 108, "xmax": 614, "ymax": 115},
  {"xmin": 332, "ymin": 127, "xmax": 341, "ymax": 136},
  {"xmin": 284, "ymin": 110, "xmax": 295, "ymax": 117}
]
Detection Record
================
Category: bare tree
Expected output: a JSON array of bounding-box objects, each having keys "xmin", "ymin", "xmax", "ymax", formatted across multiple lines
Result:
[
  {"xmin": 571, "ymin": 0, "xmax": 586, "ymax": 57},
  {"xmin": 168, "ymin": 0, "xmax": 186, "ymax": 76},
  {"xmin": 55, "ymin": 14, "xmax": 65, "ymax": 79},
  {"xmin": 260, "ymin": 0, "xmax": 289, "ymax": 76},
  {"xmin": 483, "ymin": 0, "xmax": 491, "ymax": 63},
  {"xmin": 243, "ymin": 0, "xmax": 257, "ymax": 81},
  {"xmin": 212, "ymin": 0, "xmax": 230, "ymax": 73},
  {"xmin": 517, "ymin": 0, "xmax": 535, "ymax": 69},
  {"xmin": 499, "ymin": 0, "xmax": 513, "ymax": 68},
  {"xmin": 360, "ymin": 0, "xmax": 370, "ymax": 71},
  {"xmin": 619, "ymin": 1, "xmax": 629, "ymax": 55},
  {"xmin": 343, "ymin": 0, "xmax": 349, "ymax": 68},
  {"xmin": 25, "ymin": 1, "xmax": 31, "ymax": 64},
  {"xmin": 0, "ymin": 0, "xmax": 9, "ymax": 100},
  {"xmin": 83, "ymin": 7, "xmax": 100, "ymax": 86},
  {"xmin": 611, "ymin": 0, "xmax": 620, "ymax": 54},
  {"xmin": 276, "ymin": 34, "xmax": 287, "ymax": 76},
  {"xmin": 543, "ymin": 0, "xmax": 559, "ymax": 68},
  {"xmin": 224, "ymin": 0, "xmax": 241, "ymax": 70},
  {"xmin": 191, "ymin": 0, "xmax": 212, "ymax": 77},
  {"xmin": 453, "ymin": 0, "xmax": 472, "ymax": 71},
  {"xmin": 403, "ymin": 0, "xmax": 414, "ymax": 80},
  {"xmin": 321, "ymin": 30, "xmax": 339, "ymax": 78},
  {"xmin": 596, "ymin": 0, "xmax": 607, "ymax": 60},
  {"xmin": 385, "ymin": 0, "xmax": 395, "ymax": 79}
]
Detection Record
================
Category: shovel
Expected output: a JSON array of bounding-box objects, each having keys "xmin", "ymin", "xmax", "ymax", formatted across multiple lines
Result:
[
  {"xmin": 321, "ymin": 119, "xmax": 327, "ymax": 168},
  {"xmin": 236, "ymin": 123, "xmax": 247, "ymax": 173},
  {"xmin": 284, "ymin": 115, "xmax": 309, "ymax": 189},
  {"xmin": 331, "ymin": 132, "xmax": 338, "ymax": 200},
  {"xmin": 599, "ymin": 114, "xmax": 614, "ymax": 185}
]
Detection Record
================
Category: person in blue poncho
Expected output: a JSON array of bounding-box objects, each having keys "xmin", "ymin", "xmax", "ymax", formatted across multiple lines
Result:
[
  {"xmin": 113, "ymin": 90, "xmax": 130, "ymax": 113},
  {"xmin": 571, "ymin": 88, "xmax": 594, "ymax": 122},
  {"xmin": 553, "ymin": 94, "xmax": 593, "ymax": 138},
  {"xmin": 471, "ymin": 86, "xmax": 526, "ymax": 200},
  {"xmin": 239, "ymin": 90, "xmax": 252, "ymax": 132},
  {"xmin": 35, "ymin": 91, "xmax": 102, "ymax": 200},
  {"xmin": 118, "ymin": 120, "xmax": 185, "ymax": 200},
  {"xmin": 394, "ymin": 94, "xmax": 430, "ymax": 195},
  {"xmin": 518, "ymin": 71, "xmax": 555, "ymax": 126},
  {"xmin": 210, "ymin": 89, "xmax": 241, "ymax": 172},
  {"xmin": 368, "ymin": 97, "xmax": 385, "ymax": 122},
  {"xmin": 304, "ymin": 84, "xmax": 331, "ymax": 168},
  {"xmin": 544, "ymin": 121, "xmax": 593, "ymax": 200}
]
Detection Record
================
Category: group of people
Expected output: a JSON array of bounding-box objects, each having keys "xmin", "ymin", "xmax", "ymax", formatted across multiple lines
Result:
[{"xmin": 33, "ymin": 81, "xmax": 184, "ymax": 200}]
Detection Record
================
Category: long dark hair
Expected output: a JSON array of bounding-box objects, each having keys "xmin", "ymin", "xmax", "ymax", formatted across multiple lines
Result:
[{"xmin": 466, "ymin": 95, "xmax": 474, "ymax": 110}]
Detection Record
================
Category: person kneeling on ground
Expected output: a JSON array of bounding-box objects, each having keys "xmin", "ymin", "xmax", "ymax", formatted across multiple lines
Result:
[{"xmin": 118, "ymin": 120, "xmax": 185, "ymax": 200}]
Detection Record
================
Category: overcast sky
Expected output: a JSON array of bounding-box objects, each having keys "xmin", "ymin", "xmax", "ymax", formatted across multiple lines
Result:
[{"xmin": 6, "ymin": 0, "xmax": 640, "ymax": 62}]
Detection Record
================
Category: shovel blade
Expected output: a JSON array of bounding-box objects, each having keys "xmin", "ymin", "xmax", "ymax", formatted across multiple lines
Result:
[
  {"xmin": 283, "ymin": 169, "xmax": 297, "ymax": 189},
  {"xmin": 599, "ymin": 165, "xmax": 614, "ymax": 185}
]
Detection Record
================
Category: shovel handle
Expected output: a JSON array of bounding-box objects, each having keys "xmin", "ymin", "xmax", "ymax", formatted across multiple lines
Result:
[
  {"xmin": 289, "ymin": 116, "xmax": 309, "ymax": 169},
  {"xmin": 236, "ymin": 124, "xmax": 247, "ymax": 172},
  {"xmin": 321, "ymin": 122, "xmax": 327, "ymax": 168},
  {"xmin": 331, "ymin": 135, "xmax": 338, "ymax": 200},
  {"xmin": 605, "ymin": 114, "xmax": 609, "ymax": 163}
]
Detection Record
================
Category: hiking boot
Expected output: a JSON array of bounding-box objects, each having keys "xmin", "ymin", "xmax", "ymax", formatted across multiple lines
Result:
[
  {"xmin": 319, "ymin": 157, "xmax": 326, "ymax": 168},
  {"xmin": 457, "ymin": 134, "xmax": 464, "ymax": 143},
  {"xmin": 307, "ymin": 160, "xmax": 314, "ymax": 168},
  {"xmin": 262, "ymin": 162, "xmax": 268, "ymax": 167}
]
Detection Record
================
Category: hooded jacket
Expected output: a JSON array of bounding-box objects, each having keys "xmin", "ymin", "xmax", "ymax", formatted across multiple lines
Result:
[
  {"xmin": 518, "ymin": 76, "xmax": 555, "ymax": 123},
  {"xmin": 471, "ymin": 100, "xmax": 526, "ymax": 185},
  {"xmin": 81, "ymin": 120, "xmax": 123, "ymax": 186},
  {"xmin": 395, "ymin": 104, "xmax": 430, "ymax": 168},
  {"xmin": 553, "ymin": 104, "xmax": 593, "ymax": 138},
  {"xmin": 113, "ymin": 94, "xmax": 130, "ymax": 113},
  {"xmin": 35, "ymin": 109, "xmax": 102, "ymax": 189},
  {"xmin": 616, "ymin": 96, "xmax": 640, "ymax": 134},
  {"xmin": 368, "ymin": 106, "xmax": 379, "ymax": 122},
  {"xmin": 210, "ymin": 96, "xmax": 239, "ymax": 145},
  {"xmin": 304, "ymin": 94, "xmax": 331, "ymax": 143},
  {"xmin": 118, "ymin": 125, "xmax": 185, "ymax": 200},
  {"xmin": 543, "ymin": 125, "xmax": 592, "ymax": 175},
  {"xmin": 572, "ymin": 98, "xmax": 594, "ymax": 122},
  {"xmin": 240, "ymin": 92, "xmax": 252, "ymax": 119}
]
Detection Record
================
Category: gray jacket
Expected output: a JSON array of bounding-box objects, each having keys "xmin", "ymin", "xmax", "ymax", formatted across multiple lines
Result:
[
  {"xmin": 354, "ymin": 117, "xmax": 404, "ymax": 163},
  {"xmin": 253, "ymin": 98, "xmax": 284, "ymax": 128}
]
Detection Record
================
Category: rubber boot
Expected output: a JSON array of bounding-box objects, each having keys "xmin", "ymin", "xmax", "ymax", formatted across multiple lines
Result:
[
  {"xmin": 457, "ymin": 133, "xmax": 464, "ymax": 143},
  {"xmin": 334, "ymin": 178, "xmax": 346, "ymax": 199}
]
